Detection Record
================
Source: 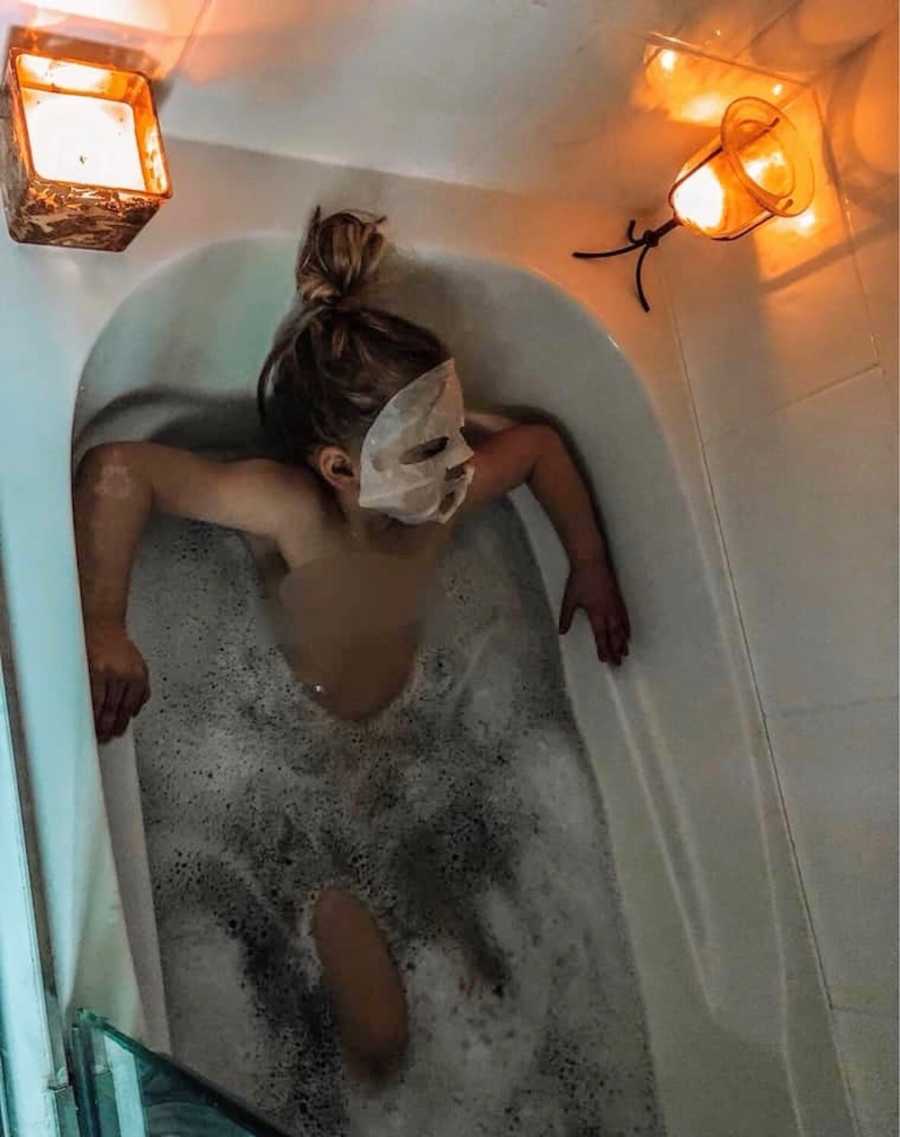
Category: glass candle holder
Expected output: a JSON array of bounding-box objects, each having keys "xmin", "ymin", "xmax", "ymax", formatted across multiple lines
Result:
[{"xmin": 0, "ymin": 47, "xmax": 172, "ymax": 251}]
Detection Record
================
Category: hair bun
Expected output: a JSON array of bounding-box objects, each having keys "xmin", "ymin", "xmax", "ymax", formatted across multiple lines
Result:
[{"xmin": 295, "ymin": 206, "xmax": 387, "ymax": 310}]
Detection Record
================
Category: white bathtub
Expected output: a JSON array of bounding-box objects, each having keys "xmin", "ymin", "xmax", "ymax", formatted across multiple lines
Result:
[{"xmin": 0, "ymin": 144, "xmax": 854, "ymax": 1136}]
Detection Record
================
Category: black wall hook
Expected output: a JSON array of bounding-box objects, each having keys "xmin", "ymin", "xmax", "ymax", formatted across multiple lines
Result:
[{"xmin": 573, "ymin": 216, "xmax": 681, "ymax": 312}]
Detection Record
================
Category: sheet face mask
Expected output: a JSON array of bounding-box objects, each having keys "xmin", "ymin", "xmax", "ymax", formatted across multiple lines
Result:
[{"xmin": 358, "ymin": 359, "xmax": 474, "ymax": 525}]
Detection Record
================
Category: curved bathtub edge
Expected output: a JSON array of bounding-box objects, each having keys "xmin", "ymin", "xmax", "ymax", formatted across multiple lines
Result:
[{"xmin": 98, "ymin": 733, "xmax": 172, "ymax": 1053}]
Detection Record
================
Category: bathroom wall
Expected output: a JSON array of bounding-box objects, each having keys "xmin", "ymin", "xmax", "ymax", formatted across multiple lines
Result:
[
  {"xmin": 655, "ymin": 14, "xmax": 898, "ymax": 1137},
  {"xmin": 0, "ymin": 0, "xmax": 822, "ymax": 209}
]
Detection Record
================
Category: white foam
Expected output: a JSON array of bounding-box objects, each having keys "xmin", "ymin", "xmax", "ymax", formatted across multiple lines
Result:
[{"xmin": 131, "ymin": 500, "xmax": 663, "ymax": 1135}]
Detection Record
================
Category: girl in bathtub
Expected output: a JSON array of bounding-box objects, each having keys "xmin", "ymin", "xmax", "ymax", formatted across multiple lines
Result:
[{"xmin": 73, "ymin": 207, "xmax": 630, "ymax": 1079}]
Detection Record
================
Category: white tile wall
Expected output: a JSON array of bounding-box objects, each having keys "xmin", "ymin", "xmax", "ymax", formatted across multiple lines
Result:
[
  {"xmin": 816, "ymin": 22, "xmax": 899, "ymax": 406},
  {"xmin": 766, "ymin": 700, "xmax": 898, "ymax": 1013},
  {"xmin": 661, "ymin": 85, "xmax": 878, "ymax": 442},
  {"xmin": 658, "ymin": 21, "xmax": 897, "ymax": 1135},
  {"xmin": 673, "ymin": 0, "xmax": 800, "ymax": 58},
  {"xmin": 704, "ymin": 367, "xmax": 897, "ymax": 712},
  {"xmin": 740, "ymin": 0, "xmax": 897, "ymax": 76},
  {"xmin": 834, "ymin": 1009, "xmax": 899, "ymax": 1137}
]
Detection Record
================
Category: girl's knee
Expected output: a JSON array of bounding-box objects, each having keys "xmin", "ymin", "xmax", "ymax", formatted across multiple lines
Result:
[{"xmin": 312, "ymin": 887, "xmax": 408, "ymax": 1081}]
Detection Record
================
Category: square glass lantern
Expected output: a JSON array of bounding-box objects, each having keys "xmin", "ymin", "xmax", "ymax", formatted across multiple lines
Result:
[{"xmin": 0, "ymin": 47, "xmax": 172, "ymax": 251}]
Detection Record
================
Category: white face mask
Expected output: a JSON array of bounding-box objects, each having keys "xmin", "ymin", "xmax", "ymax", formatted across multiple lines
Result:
[{"xmin": 358, "ymin": 359, "xmax": 474, "ymax": 525}]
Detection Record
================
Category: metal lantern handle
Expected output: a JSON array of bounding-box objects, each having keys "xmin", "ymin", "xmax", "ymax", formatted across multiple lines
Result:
[{"xmin": 572, "ymin": 216, "xmax": 680, "ymax": 312}]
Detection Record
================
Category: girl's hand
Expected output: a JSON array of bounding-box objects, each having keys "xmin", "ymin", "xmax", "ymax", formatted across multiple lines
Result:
[
  {"xmin": 85, "ymin": 624, "xmax": 151, "ymax": 742},
  {"xmin": 559, "ymin": 559, "xmax": 631, "ymax": 667}
]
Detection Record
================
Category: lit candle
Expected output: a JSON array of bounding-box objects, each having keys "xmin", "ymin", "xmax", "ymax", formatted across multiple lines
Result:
[
  {"xmin": 670, "ymin": 146, "xmax": 762, "ymax": 237},
  {"xmin": 22, "ymin": 87, "xmax": 146, "ymax": 191},
  {"xmin": 669, "ymin": 98, "xmax": 812, "ymax": 240},
  {"xmin": 670, "ymin": 161, "xmax": 726, "ymax": 234}
]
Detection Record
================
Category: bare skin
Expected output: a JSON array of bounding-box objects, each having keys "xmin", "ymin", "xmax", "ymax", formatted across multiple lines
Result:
[
  {"xmin": 74, "ymin": 419, "xmax": 629, "ymax": 735},
  {"xmin": 73, "ymin": 415, "xmax": 630, "ymax": 1079},
  {"xmin": 311, "ymin": 887, "xmax": 409, "ymax": 1081}
]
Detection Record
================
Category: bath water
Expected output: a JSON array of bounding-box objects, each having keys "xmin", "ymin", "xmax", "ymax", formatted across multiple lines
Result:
[{"xmin": 131, "ymin": 499, "xmax": 664, "ymax": 1136}]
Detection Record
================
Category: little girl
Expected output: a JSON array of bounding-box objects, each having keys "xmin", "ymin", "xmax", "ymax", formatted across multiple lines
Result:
[{"xmin": 74, "ymin": 207, "xmax": 630, "ymax": 1079}]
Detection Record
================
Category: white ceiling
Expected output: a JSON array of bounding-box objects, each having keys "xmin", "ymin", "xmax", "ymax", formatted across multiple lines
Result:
[{"xmin": 160, "ymin": 0, "xmax": 696, "ymax": 199}]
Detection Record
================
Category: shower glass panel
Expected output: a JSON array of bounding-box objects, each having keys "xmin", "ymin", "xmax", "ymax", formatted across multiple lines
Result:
[{"xmin": 70, "ymin": 1012, "xmax": 292, "ymax": 1137}]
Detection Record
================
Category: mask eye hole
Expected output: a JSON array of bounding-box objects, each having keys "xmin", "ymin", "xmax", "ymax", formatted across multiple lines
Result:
[{"xmin": 400, "ymin": 436, "xmax": 448, "ymax": 465}]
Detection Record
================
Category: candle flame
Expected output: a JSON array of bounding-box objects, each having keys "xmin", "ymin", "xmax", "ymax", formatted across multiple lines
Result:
[
  {"xmin": 22, "ymin": 88, "xmax": 146, "ymax": 190},
  {"xmin": 671, "ymin": 164, "xmax": 725, "ymax": 234}
]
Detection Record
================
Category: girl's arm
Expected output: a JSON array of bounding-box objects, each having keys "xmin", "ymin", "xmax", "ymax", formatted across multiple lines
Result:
[
  {"xmin": 465, "ymin": 424, "xmax": 630, "ymax": 666},
  {"xmin": 74, "ymin": 442, "xmax": 314, "ymax": 740}
]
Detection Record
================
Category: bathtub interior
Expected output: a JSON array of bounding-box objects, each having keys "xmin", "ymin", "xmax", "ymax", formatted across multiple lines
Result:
[
  {"xmin": 126, "ymin": 498, "xmax": 668, "ymax": 1135},
  {"xmin": 70, "ymin": 236, "xmax": 853, "ymax": 1136}
]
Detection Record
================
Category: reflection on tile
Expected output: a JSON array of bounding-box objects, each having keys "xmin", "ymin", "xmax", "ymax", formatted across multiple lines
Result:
[
  {"xmin": 759, "ymin": 87, "xmax": 851, "ymax": 281},
  {"xmin": 2, "ymin": 1, "xmax": 208, "ymax": 79},
  {"xmin": 663, "ymin": 236, "xmax": 876, "ymax": 441},
  {"xmin": 705, "ymin": 367, "xmax": 897, "ymax": 711},
  {"xmin": 597, "ymin": 35, "xmax": 807, "ymax": 215},
  {"xmin": 635, "ymin": 37, "xmax": 805, "ymax": 128},
  {"xmin": 661, "ymin": 84, "xmax": 877, "ymax": 441},
  {"xmin": 767, "ymin": 701, "xmax": 898, "ymax": 1012},
  {"xmin": 833, "ymin": 1009, "xmax": 899, "ymax": 1137}
]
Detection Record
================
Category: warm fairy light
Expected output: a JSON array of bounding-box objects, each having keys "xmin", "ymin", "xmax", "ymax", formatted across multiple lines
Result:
[
  {"xmin": 671, "ymin": 163, "xmax": 726, "ymax": 234},
  {"xmin": 22, "ymin": 88, "xmax": 146, "ymax": 190},
  {"xmin": 772, "ymin": 83, "xmax": 784, "ymax": 96},
  {"xmin": 659, "ymin": 49, "xmax": 678, "ymax": 72}
]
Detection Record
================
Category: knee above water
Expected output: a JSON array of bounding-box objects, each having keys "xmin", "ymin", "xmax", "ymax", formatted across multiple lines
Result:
[{"xmin": 312, "ymin": 887, "xmax": 409, "ymax": 1081}]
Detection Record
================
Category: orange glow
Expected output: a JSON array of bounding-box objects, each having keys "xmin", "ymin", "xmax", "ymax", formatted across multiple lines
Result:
[
  {"xmin": 679, "ymin": 92, "xmax": 730, "ymax": 125},
  {"xmin": 2, "ymin": 44, "xmax": 171, "ymax": 249},
  {"xmin": 670, "ymin": 98, "xmax": 815, "ymax": 240},
  {"xmin": 671, "ymin": 163, "xmax": 726, "ymax": 233},
  {"xmin": 23, "ymin": 88, "xmax": 145, "ymax": 189},
  {"xmin": 19, "ymin": 52, "xmax": 116, "ymax": 96},
  {"xmin": 21, "ymin": 3, "xmax": 209, "ymax": 80},
  {"xmin": 639, "ymin": 48, "xmax": 754, "ymax": 128},
  {"xmin": 28, "ymin": 11, "xmax": 68, "ymax": 29},
  {"xmin": 742, "ymin": 148, "xmax": 791, "ymax": 196},
  {"xmin": 791, "ymin": 208, "xmax": 817, "ymax": 233},
  {"xmin": 26, "ymin": 1, "xmax": 198, "ymax": 36},
  {"xmin": 637, "ymin": 39, "xmax": 803, "ymax": 129},
  {"xmin": 10, "ymin": 49, "xmax": 170, "ymax": 196}
]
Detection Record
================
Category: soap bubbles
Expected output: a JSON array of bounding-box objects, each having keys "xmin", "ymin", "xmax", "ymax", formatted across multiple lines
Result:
[{"xmin": 132, "ymin": 500, "xmax": 663, "ymax": 1135}]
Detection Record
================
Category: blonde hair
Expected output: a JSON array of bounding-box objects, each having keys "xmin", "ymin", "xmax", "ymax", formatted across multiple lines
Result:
[{"xmin": 257, "ymin": 207, "xmax": 449, "ymax": 462}]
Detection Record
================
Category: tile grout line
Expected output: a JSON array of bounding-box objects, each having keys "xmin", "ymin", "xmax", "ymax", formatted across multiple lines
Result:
[
  {"xmin": 766, "ymin": 694, "xmax": 898, "ymax": 720},
  {"xmin": 808, "ymin": 76, "xmax": 892, "ymax": 381},
  {"xmin": 701, "ymin": 361, "xmax": 887, "ymax": 449},
  {"xmin": 689, "ymin": 71, "xmax": 889, "ymax": 453},
  {"xmin": 830, "ymin": 1002, "xmax": 898, "ymax": 1021},
  {"xmin": 737, "ymin": 0, "xmax": 805, "ymax": 69}
]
